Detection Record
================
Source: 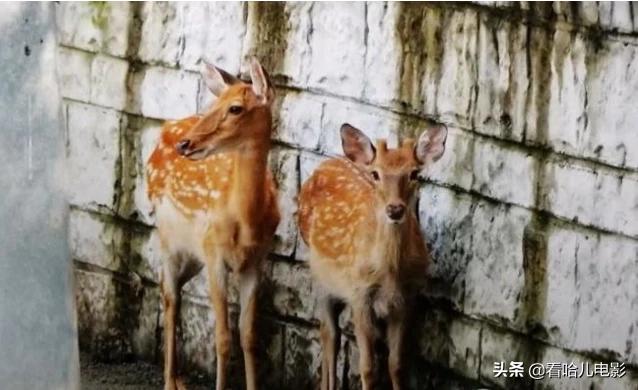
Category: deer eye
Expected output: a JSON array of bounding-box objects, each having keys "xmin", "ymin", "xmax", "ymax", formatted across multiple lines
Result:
[
  {"xmin": 371, "ymin": 170, "xmax": 380, "ymax": 181},
  {"xmin": 228, "ymin": 105, "xmax": 243, "ymax": 115},
  {"xmin": 409, "ymin": 169, "xmax": 420, "ymax": 181}
]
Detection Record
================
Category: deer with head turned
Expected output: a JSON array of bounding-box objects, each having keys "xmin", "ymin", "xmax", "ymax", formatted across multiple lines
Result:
[
  {"xmin": 146, "ymin": 57, "xmax": 279, "ymax": 390},
  {"xmin": 298, "ymin": 123, "xmax": 447, "ymax": 390}
]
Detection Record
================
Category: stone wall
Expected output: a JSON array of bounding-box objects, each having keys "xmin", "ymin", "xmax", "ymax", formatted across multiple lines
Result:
[{"xmin": 57, "ymin": 2, "xmax": 638, "ymax": 389}]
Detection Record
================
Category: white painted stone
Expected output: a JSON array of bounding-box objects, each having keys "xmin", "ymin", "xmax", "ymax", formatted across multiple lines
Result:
[
  {"xmin": 140, "ymin": 67, "xmax": 199, "ymax": 120},
  {"xmin": 448, "ymin": 318, "xmax": 482, "ymax": 379},
  {"xmin": 581, "ymin": 40, "xmax": 638, "ymax": 170},
  {"xmin": 284, "ymin": 325, "xmax": 322, "ymax": 388},
  {"xmin": 362, "ymin": 2, "xmax": 402, "ymax": 106},
  {"xmin": 306, "ymin": 2, "xmax": 366, "ymax": 98},
  {"xmin": 90, "ymin": 54, "xmax": 129, "ymax": 110},
  {"xmin": 131, "ymin": 286, "xmax": 160, "ymax": 360},
  {"xmin": 611, "ymin": 3, "xmax": 634, "ymax": 33},
  {"xmin": 543, "ymin": 162, "xmax": 638, "ymax": 237},
  {"xmin": 547, "ymin": 30, "xmax": 587, "ymax": 155},
  {"xmin": 579, "ymin": 2, "xmax": 600, "ymax": 26},
  {"xmin": 473, "ymin": 17, "xmax": 528, "ymax": 142},
  {"xmin": 426, "ymin": 128, "xmax": 536, "ymax": 208},
  {"xmin": 280, "ymin": 3, "xmax": 313, "ymax": 85},
  {"xmin": 66, "ymin": 102, "xmax": 121, "ymax": 210},
  {"xmin": 133, "ymin": 122, "xmax": 162, "ymax": 226},
  {"xmin": 543, "ymin": 226, "xmax": 637, "ymax": 363},
  {"xmin": 138, "ymin": 2, "xmax": 216, "ymax": 71},
  {"xmin": 479, "ymin": 326, "xmax": 536, "ymax": 388},
  {"xmin": 320, "ymin": 97, "xmax": 399, "ymax": 156},
  {"xmin": 55, "ymin": 2, "xmax": 130, "ymax": 57},
  {"xmin": 68, "ymin": 209, "xmax": 119, "ymax": 271},
  {"xmin": 464, "ymin": 201, "xmax": 531, "ymax": 323},
  {"xmin": 274, "ymin": 91, "xmax": 323, "ymax": 151},
  {"xmin": 269, "ymin": 261, "xmax": 317, "ymax": 321},
  {"xmin": 175, "ymin": 298, "xmax": 215, "ymax": 373},
  {"xmin": 471, "ymin": 138, "xmax": 537, "ymax": 208},
  {"xmin": 270, "ymin": 148, "xmax": 300, "ymax": 257},
  {"xmin": 183, "ymin": 272, "xmax": 209, "ymax": 301},
  {"xmin": 57, "ymin": 47, "xmax": 91, "ymax": 101},
  {"xmin": 129, "ymin": 229, "xmax": 163, "ymax": 283},
  {"xmin": 433, "ymin": 9, "xmax": 478, "ymax": 130},
  {"xmin": 203, "ymin": 2, "xmax": 246, "ymax": 74},
  {"xmin": 598, "ymin": 2, "xmax": 634, "ymax": 33},
  {"xmin": 418, "ymin": 185, "xmax": 475, "ymax": 309},
  {"xmin": 177, "ymin": 3, "xmax": 208, "ymax": 71},
  {"xmin": 425, "ymin": 128, "xmax": 475, "ymax": 191},
  {"xmin": 138, "ymin": 2, "xmax": 182, "ymax": 67},
  {"xmin": 540, "ymin": 346, "xmax": 638, "ymax": 390}
]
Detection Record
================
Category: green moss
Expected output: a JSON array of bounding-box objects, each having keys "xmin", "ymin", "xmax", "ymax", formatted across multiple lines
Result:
[
  {"xmin": 247, "ymin": 2, "xmax": 290, "ymax": 80},
  {"xmin": 89, "ymin": 1, "xmax": 110, "ymax": 30},
  {"xmin": 395, "ymin": 3, "xmax": 444, "ymax": 111}
]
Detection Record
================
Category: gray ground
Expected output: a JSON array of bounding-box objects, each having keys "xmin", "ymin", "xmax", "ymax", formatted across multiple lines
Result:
[{"xmin": 80, "ymin": 353, "xmax": 210, "ymax": 390}]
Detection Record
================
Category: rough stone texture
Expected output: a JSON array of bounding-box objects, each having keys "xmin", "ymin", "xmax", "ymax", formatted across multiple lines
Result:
[
  {"xmin": 57, "ymin": 46, "xmax": 92, "ymax": 102},
  {"xmin": 267, "ymin": 261, "xmax": 317, "ymax": 322},
  {"xmin": 66, "ymin": 102, "xmax": 121, "ymax": 211},
  {"xmin": 320, "ymin": 97, "xmax": 399, "ymax": 156},
  {"xmin": 69, "ymin": 210, "xmax": 120, "ymax": 272},
  {"xmin": 269, "ymin": 148, "xmax": 299, "ymax": 257},
  {"xmin": 543, "ymin": 161, "xmax": 638, "ymax": 237},
  {"xmin": 306, "ymin": 3, "xmax": 366, "ymax": 99},
  {"xmin": 465, "ymin": 201, "xmax": 531, "ymax": 325},
  {"xmin": 56, "ymin": 2, "xmax": 130, "ymax": 57},
  {"xmin": 284, "ymin": 325, "xmax": 322, "ymax": 389},
  {"xmin": 90, "ymin": 54, "xmax": 129, "ymax": 110},
  {"xmin": 57, "ymin": 1, "xmax": 638, "ymax": 388},
  {"xmin": 543, "ymin": 225, "xmax": 638, "ymax": 362},
  {"xmin": 131, "ymin": 121, "xmax": 163, "ymax": 226},
  {"xmin": 140, "ymin": 67, "xmax": 199, "ymax": 120},
  {"xmin": 418, "ymin": 185, "xmax": 475, "ymax": 309},
  {"xmin": 272, "ymin": 91, "xmax": 324, "ymax": 151}
]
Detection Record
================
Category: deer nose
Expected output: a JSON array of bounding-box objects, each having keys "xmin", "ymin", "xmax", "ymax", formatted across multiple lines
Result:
[
  {"xmin": 386, "ymin": 204, "xmax": 406, "ymax": 221},
  {"xmin": 175, "ymin": 139, "xmax": 191, "ymax": 155}
]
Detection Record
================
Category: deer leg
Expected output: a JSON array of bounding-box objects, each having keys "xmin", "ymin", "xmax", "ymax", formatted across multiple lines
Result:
[
  {"xmin": 387, "ymin": 310, "xmax": 406, "ymax": 390},
  {"xmin": 207, "ymin": 257, "xmax": 230, "ymax": 390},
  {"xmin": 352, "ymin": 304, "xmax": 376, "ymax": 390},
  {"xmin": 238, "ymin": 264, "xmax": 260, "ymax": 390},
  {"xmin": 161, "ymin": 257, "xmax": 189, "ymax": 390},
  {"xmin": 319, "ymin": 296, "xmax": 341, "ymax": 390}
]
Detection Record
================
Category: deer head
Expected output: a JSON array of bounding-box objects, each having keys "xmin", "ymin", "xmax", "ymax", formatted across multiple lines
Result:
[
  {"xmin": 176, "ymin": 57, "xmax": 275, "ymax": 160},
  {"xmin": 340, "ymin": 123, "xmax": 447, "ymax": 224}
]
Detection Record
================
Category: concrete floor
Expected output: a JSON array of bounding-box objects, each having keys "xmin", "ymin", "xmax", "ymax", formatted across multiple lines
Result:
[{"xmin": 80, "ymin": 354, "xmax": 210, "ymax": 390}]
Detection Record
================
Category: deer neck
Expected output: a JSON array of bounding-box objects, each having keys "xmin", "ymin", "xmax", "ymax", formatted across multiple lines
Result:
[
  {"xmin": 230, "ymin": 137, "xmax": 270, "ymax": 230},
  {"xmin": 373, "ymin": 214, "xmax": 409, "ymax": 275}
]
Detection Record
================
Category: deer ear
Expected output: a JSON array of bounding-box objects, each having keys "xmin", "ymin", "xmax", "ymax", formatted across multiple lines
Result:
[
  {"xmin": 249, "ymin": 57, "xmax": 274, "ymax": 105},
  {"xmin": 340, "ymin": 124, "xmax": 376, "ymax": 165},
  {"xmin": 201, "ymin": 61, "xmax": 238, "ymax": 97},
  {"xmin": 415, "ymin": 124, "xmax": 448, "ymax": 164}
]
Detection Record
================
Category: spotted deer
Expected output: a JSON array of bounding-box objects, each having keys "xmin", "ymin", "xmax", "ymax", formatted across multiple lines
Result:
[
  {"xmin": 146, "ymin": 58, "xmax": 279, "ymax": 390},
  {"xmin": 298, "ymin": 123, "xmax": 447, "ymax": 390}
]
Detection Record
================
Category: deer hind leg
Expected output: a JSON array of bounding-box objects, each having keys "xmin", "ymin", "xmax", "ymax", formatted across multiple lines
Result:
[
  {"xmin": 387, "ymin": 310, "xmax": 406, "ymax": 390},
  {"xmin": 161, "ymin": 255, "xmax": 202, "ymax": 390},
  {"xmin": 352, "ymin": 303, "xmax": 376, "ymax": 390},
  {"xmin": 238, "ymin": 263, "xmax": 260, "ymax": 390},
  {"xmin": 205, "ymin": 255, "xmax": 230, "ymax": 390},
  {"xmin": 320, "ymin": 296, "xmax": 342, "ymax": 390}
]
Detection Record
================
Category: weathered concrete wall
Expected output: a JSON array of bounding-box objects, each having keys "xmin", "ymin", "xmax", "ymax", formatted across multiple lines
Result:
[
  {"xmin": 57, "ymin": 2, "xmax": 638, "ymax": 389},
  {"xmin": 0, "ymin": 3, "xmax": 79, "ymax": 389}
]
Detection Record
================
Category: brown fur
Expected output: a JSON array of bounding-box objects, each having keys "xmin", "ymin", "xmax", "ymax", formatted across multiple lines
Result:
[
  {"xmin": 147, "ymin": 59, "xmax": 279, "ymax": 390},
  {"xmin": 298, "ymin": 124, "xmax": 447, "ymax": 390}
]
